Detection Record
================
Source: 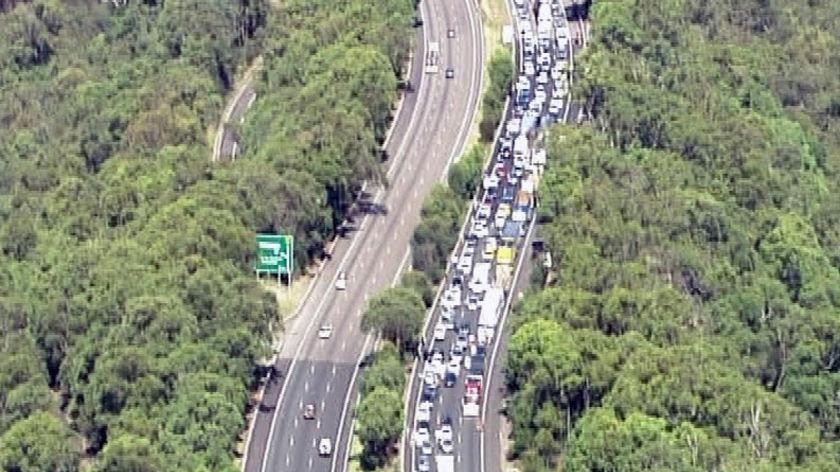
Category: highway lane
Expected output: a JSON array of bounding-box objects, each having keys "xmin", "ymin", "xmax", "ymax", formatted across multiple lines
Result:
[
  {"xmin": 219, "ymin": 85, "xmax": 257, "ymax": 160},
  {"xmin": 246, "ymin": 1, "xmax": 484, "ymax": 471},
  {"xmin": 243, "ymin": 14, "xmax": 429, "ymax": 472},
  {"xmin": 404, "ymin": 1, "xmax": 579, "ymax": 471},
  {"xmin": 480, "ymin": 0, "xmax": 586, "ymax": 470}
]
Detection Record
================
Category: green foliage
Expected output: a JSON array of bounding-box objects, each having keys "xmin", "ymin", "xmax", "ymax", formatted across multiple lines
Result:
[
  {"xmin": 355, "ymin": 342, "xmax": 406, "ymax": 470},
  {"xmin": 0, "ymin": 411, "xmax": 80, "ymax": 472},
  {"xmin": 479, "ymin": 48, "xmax": 514, "ymax": 142},
  {"xmin": 356, "ymin": 386, "xmax": 404, "ymax": 470},
  {"xmin": 400, "ymin": 270, "xmax": 435, "ymax": 307},
  {"xmin": 361, "ymin": 287, "xmax": 425, "ymax": 351},
  {"xmin": 411, "ymin": 184, "xmax": 465, "ymax": 282},
  {"xmin": 448, "ymin": 144, "xmax": 486, "ymax": 200},
  {"xmin": 506, "ymin": 0, "xmax": 840, "ymax": 470},
  {"xmin": 0, "ymin": 0, "xmax": 412, "ymax": 469}
]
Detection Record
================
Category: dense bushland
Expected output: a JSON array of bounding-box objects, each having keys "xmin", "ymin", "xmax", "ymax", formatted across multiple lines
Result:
[{"xmin": 505, "ymin": 1, "xmax": 840, "ymax": 471}]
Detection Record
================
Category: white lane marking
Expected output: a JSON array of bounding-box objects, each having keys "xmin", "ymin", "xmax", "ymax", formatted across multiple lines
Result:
[
  {"xmin": 458, "ymin": 453, "xmax": 462, "ymax": 463},
  {"xmin": 299, "ymin": 399, "xmax": 303, "ymax": 409},
  {"xmin": 286, "ymin": 454, "xmax": 290, "ymax": 466},
  {"xmin": 332, "ymin": 365, "xmax": 337, "ymax": 376},
  {"xmin": 304, "ymin": 381, "xmax": 309, "ymax": 392},
  {"xmin": 308, "ymin": 456, "xmax": 313, "ymax": 469},
  {"xmin": 341, "ymin": 340, "xmax": 347, "ymax": 351},
  {"xmin": 294, "ymin": 417, "xmax": 298, "ymax": 428},
  {"xmin": 290, "ymin": 436, "xmax": 294, "ymax": 447},
  {"xmin": 321, "ymin": 400, "xmax": 325, "ymax": 411},
  {"xmin": 317, "ymin": 419, "xmax": 321, "ymax": 429},
  {"xmin": 326, "ymin": 382, "xmax": 331, "ymax": 393},
  {"xmin": 310, "ymin": 364, "xmax": 315, "ymax": 374}
]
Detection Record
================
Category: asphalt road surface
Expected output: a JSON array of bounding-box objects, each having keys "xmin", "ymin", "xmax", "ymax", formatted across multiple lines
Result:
[
  {"xmin": 403, "ymin": 1, "xmax": 579, "ymax": 471},
  {"xmin": 219, "ymin": 84, "xmax": 256, "ymax": 161},
  {"xmin": 243, "ymin": 0, "xmax": 484, "ymax": 471},
  {"xmin": 480, "ymin": 1, "xmax": 589, "ymax": 471}
]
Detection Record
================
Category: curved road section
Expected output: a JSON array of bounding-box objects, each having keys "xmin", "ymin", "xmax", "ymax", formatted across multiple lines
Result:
[{"xmin": 243, "ymin": 1, "xmax": 484, "ymax": 471}]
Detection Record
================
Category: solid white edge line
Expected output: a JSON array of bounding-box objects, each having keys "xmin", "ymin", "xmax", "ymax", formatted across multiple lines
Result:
[
  {"xmin": 255, "ymin": 14, "xmax": 431, "ymax": 472},
  {"xmin": 336, "ymin": 248, "xmax": 412, "ymax": 472}
]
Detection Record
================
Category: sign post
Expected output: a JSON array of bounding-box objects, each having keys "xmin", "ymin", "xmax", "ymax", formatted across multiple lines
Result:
[{"xmin": 255, "ymin": 234, "xmax": 294, "ymax": 287}]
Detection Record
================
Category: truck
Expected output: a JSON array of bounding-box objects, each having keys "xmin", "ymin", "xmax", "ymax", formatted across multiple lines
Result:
[
  {"xmin": 513, "ymin": 135, "xmax": 529, "ymax": 162},
  {"xmin": 478, "ymin": 287, "xmax": 504, "ymax": 344},
  {"xmin": 469, "ymin": 262, "xmax": 491, "ymax": 294},
  {"xmin": 514, "ymin": 189, "xmax": 533, "ymax": 221},
  {"xmin": 462, "ymin": 373, "xmax": 482, "ymax": 417},
  {"xmin": 436, "ymin": 455, "xmax": 455, "ymax": 472}
]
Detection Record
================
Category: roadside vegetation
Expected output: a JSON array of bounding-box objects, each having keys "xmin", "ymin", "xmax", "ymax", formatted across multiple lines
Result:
[
  {"xmin": 505, "ymin": 1, "xmax": 840, "ymax": 471},
  {"xmin": 0, "ymin": 0, "xmax": 412, "ymax": 470}
]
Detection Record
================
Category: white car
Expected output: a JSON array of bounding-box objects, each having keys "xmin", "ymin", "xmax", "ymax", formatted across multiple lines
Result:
[
  {"xmin": 335, "ymin": 271, "xmax": 346, "ymax": 290},
  {"xmin": 417, "ymin": 402, "xmax": 432, "ymax": 422},
  {"xmin": 439, "ymin": 437, "xmax": 454, "ymax": 454},
  {"xmin": 420, "ymin": 440, "xmax": 433, "ymax": 455},
  {"xmin": 436, "ymin": 424, "xmax": 454, "ymax": 443},
  {"xmin": 424, "ymin": 371, "xmax": 438, "ymax": 387},
  {"xmin": 318, "ymin": 324, "xmax": 333, "ymax": 339},
  {"xmin": 524, "ymin": 61, "xmax": 535, "ymax": 76},
  {"xmin": 549, "ymin": 98, "xmax": 563, "ymax": 116},
  {"xmin": 457, "ymin": 254, "xmax": 473, "ymax": 273},
  {"xmin": 471, "ymin": 221, "xmax": 488, "ymax": 239},
  {"xmin": 318, "ymin": 438, "xmax": 332, "ymax": 456},
  {"xmin": 537, "ymin": 72, "xmax": 549, "ymax": 85},
  {"xmin": 414, "ymin": 427, "xmax": 431, "ymax": 445},
  {"xmin": 467, "ymin": 294, "xmax": 479, "ymax": 311},
  {"xmin": 447, "ymin": 358, "xmax": 460, "ymax": 374},
  {"xmin": 433, "ymin": 322, "xmax": 447, "ymax": 341},
  {"xmin": 418, "ymin": 455, "xmax": 432, "ymax": 472}
]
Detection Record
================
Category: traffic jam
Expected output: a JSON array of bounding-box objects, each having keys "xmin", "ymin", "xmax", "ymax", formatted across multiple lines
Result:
[{"xmin": 408, "ymin": 0, "xmax": 572, "ymax": 471}]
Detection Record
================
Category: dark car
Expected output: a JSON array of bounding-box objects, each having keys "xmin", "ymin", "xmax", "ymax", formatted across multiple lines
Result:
[
  {"xmin": 445, "ymin": 67, "xmax": 455, "ymax": 79},
  {"xmin": 444, "ymin": 372, "xmax": 456, "ymax": 387}
]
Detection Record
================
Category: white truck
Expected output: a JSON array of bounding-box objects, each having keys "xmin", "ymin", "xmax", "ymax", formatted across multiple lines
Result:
[{"xmin": 436, "ymin": 454, "xmax": 455, "ymax": 472}]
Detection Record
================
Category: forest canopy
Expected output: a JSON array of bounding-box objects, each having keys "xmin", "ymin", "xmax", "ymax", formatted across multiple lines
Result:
[
  {"xmin": 506, "ymin": 0, "xmax": 840, "ymax": 471},
  {"xmin": 0, "ymin": 0, "xmax": 412, "ymax": 470}
]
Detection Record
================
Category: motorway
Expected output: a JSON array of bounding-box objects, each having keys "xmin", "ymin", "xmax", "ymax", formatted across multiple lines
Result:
[
  {"xmin": 403, "ymin": 1, "xmax": 581, "ymax": 472},
  {"xmin": 480, "ymin": 2, "xmax": 591, "ymax": 472},
  {"xmin": 243, "ymin": 0, "xmax": 484, "ymax": 471}
]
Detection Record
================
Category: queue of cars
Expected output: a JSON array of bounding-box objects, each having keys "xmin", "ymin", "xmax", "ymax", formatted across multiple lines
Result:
[{"xmin": 410, "ymin": 0, "xmax": 571, "ymax": 471}]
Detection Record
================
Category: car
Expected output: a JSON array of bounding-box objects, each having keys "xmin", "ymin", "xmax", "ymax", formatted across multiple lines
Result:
[
  {"xmin": 418, "ymin": 455, "xmax": 432, "ymax": 472},
  {"xmin": 318, "ymin": 438, "xmax": 332, "ymax": 456},
  {"xmin": 335, "ymin": 270, "xmax": 347, "ymax": 290},
  {"xmin": 417, "ymin": 402, "xmax": 432, "ymax": 422},
  {"xmin": 424, "ymin": 370, "xmax": 438, "ymax": 386},
  {"xmin": 447, "ymin": 28, "xmax": 456, "ymax": 38},
  {"xmin": 444, "ymin": 371, "xmax": 457, "ymax": 387},
  {"xmin": 445, "ymin": 67, "xmax": 455, "ymax": 79},
  {"xmin": 433, "ymin": 322, "xmax": 447, "ymax": 341},
  {"xmin": 447, "ymin": 358, "xmax": 460, "ymax": 373},
  {"xmin": 537, "ymin": 72, "xmax": 549, "ymax": 85},
  {"xmin": 450, "ymin": 344, "xmax": 464, "ymax": 365},
  {"xmin": 471, "ymin": 220, "xmax": 489, "ymax": 239},
  {"xmin": 318, "ymin": 323, "xmax": 333, "ymax": 339},
  {"xmin": 414, "ymin": 426, "xmax": 431, "ymax": 445},
  {"xmin": 432, "ymin": 350, "xmax": 445, "ymax": 365},
  {"xmin": 437, "ymin": 424, "xmax": 454, "ymax": 442},
  {"xmin": 467, "ymin": 294, "xmax": 479, "ymax": 311},
  {"xmin": 420, "ymin": 439, "xmax": 433, "ymax": 455},
  {"xmin": 304, "ymin": 403, "xmax": 316, "ymax": 419},
  {"xmin": 457, "ymin": 254, "xmax": 473, "ymax": 273},
  {"xmin": 439, "ymin": 437, "xmax": 455, "ymax": 454},
  {"xmin": 524, "ymin": 61, "xmax": 535, "ymax": 76},
  {"xmin": 422, "ymin": 384, "xmax": 438, "ymax": 402},
  {"xmin": 458, "ymin": 322, "xmax": 471, "ymax": 337}
]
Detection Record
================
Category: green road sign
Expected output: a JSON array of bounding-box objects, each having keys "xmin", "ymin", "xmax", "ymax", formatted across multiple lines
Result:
[{"xmin": 255, "ymin": 234, "xmax": 293, "ymax": 275}]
